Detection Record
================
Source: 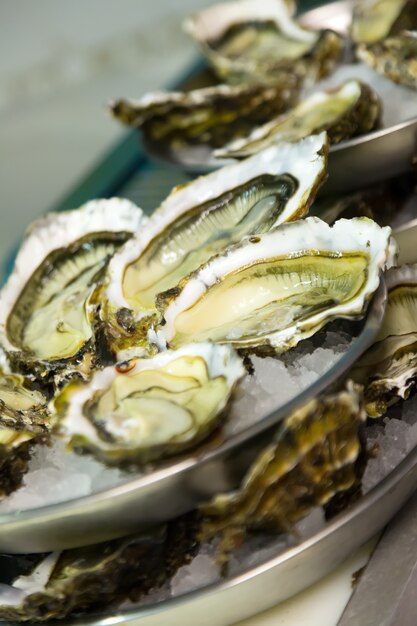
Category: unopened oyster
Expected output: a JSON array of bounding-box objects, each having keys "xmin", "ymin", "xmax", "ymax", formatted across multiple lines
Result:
[
  {"xmin": 110, "ymin": 81, "xmax": 300, "ymax": 150},
  {"xmin": 0, "ymin": 372, "xmax": 49, "ymax": 498},
  {"xmin": 0, "ymin": 199, "xmax": 145, "ymax": 382},
  {"xmin": 155, "ymin": 217, "xmax": 393, "ymax": 354},
  {"xmin": 200, "ymin": 383, "xmax": 366, "ymax": 561},
  {"xmin": 53, "ymin": 343, "xmax": 244, "ymax": 465},
  {"xmin": 0, "ymin": 516, "xmax": 197, "ymax": 622},
  {"xmin": 351, "ymin": 0, "xmax": 417, "ymax": 45},
  {"xmin": 352, "ymin": 265, "xmax": 417, "ymax": 417},
  {"xmin": 101, "ymin": 134, "xmax": 328, "ymax": 350},
  {"xmin": 216, "ymin": 80, "xmax": 381, "ymax": 159},
  {"xmin": 184, "ymin": 0, "xmax": 343, "ymax": 85},
  {"xmin": 357, "ymin": 31, "xmax": 417, "ymax": 90}
]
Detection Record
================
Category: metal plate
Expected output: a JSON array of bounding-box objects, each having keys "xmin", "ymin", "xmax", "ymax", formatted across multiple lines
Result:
[
  {"xmin": 0, "ymin": 282, "xmax": 386, "ymax": 554},
  {"xmin": 143, "ymin": 0, "xmax": 417, "ymax": 195}
]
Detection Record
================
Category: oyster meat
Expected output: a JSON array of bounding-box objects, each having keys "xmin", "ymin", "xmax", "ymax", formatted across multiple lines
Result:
[
  {"xmin": 0, "ymin": 516, "xmax": 197, "ymax": 622},
  {"xmin": 352, "ymin": 264, "xmax": 417, "ymax": 417},
  {"xmin": 155, "ymin": 217, "xmax": 393, "ymax": 354},
  {"xmin": 0, "ymin": 372, "xmax": 49, "ymax": 498},
  {"xmin": 0, "ymin": 199, "xmax": 145, "ymax": 382},
  {"xmin": 184, "ymin": 0, "xmax": 343, "ymax": 85},
  {"xmin": 357, "ymin": 31, "xmax": 417, "ymax": 90},
  {"xmin": 351, "ymin": 0, "xmax": 417, "ymax": 45},
  {"xmin": 53, "ymin": 343, "xmax": 244, "ymax": 465},
  {"xmin": 200, "ymin": 383, "xmax": 366, "ymax": 560},
  {"xmin": 216, "ymin": 80, "xmax": 381, "ymax": 159},
  {"xmin": 101, "ymin": 133, "xmax": 328, "ymax": 349},
  {"xmin": 110, "ymin": 81, "xmax": 300, "ymax": 150}
]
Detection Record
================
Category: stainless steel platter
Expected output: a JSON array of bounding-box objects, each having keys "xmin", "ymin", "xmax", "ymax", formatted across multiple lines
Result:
[
  {"xmin": 143, "ymin": 0, "xmax": 417, "ymax": 195},
  {"xmin": 0, "ymin": 280, "xmax": 386, "ymax": 554}
]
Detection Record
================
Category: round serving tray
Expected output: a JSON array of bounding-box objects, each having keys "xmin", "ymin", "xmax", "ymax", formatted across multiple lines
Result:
[
  {"xmin": 40, "ymin": 443, "xmax": 417, "ymax": 626},
  {"xmin": 143, "ymin": 0, "xmax": 417, "ymax": 196},
  {"xmin": 0, "ymin": 282, "xmax": 386, "ymax": 554}
]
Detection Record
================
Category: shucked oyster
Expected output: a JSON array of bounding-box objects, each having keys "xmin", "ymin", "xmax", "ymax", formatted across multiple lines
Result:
[
  {"xmin": 110, "ymin": 81, "xmax": 299, "ymax": 150},
  {"xmin": 0, "ymin": 371, "xmax": 49, "ymax": 498},
  {"xmin": 0, "ymin": 199, "xmax": 145, "ymax": 382},
  {"xmin": 351, "ymin": 0, "xmax": 417, "ymax": 45},
  {"xmin": 184, "ymin": 0, "xmax": 343, "ymax": 86},
  {"xmin": 0, "ymin": 516, "xmax": 197, "ymax": 622},
  {"xmin": 154, "ymin": 217, "xmax": 393, "ymax": 354},
  {"xmin": 352, "ymin": 265, "xmax": 417, "ymax": 417},
  {"xmin": 200, "ymin": 383, "xmax": 366, "ymax": 562},
  {"xmin": 101, "ymin": 134, "xmax": 328, "ymax": 350},
  {"xmin": 216, "ymin": 80, "xmax": 381, "ymax": 159},
  {"xmin": 357, "ymin": 31, "xmax": 417, "ymax": 90},
  {"xmin": 53, "ymin": 343, "xmax": 244, "ymax": 465}
]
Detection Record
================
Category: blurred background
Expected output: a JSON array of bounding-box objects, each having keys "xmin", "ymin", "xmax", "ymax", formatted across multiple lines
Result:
[{"xmin": 0, "ymin": 0, "xmax": 222, "ymax": 256}]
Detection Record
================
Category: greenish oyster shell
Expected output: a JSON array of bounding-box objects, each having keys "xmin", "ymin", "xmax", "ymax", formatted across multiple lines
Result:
[
  {"xmin": 52, "ymin": 343, "xmax": 245, "ymax": 466},
  {"xmin": 199, "ymin": 383, "xmax": 366, "ymax": 562},
  {"xmin": 154, "ymin": 217, "xmax": 393, "ymax": 355},
  {"xmin": 100, "ymin": 134, "xmax": 328, "ymax": 351},
  {"xmin": 110, "ymin": 81, "xmax": 300, "ymax": 150},
  {"xmin": 0, "ymin": 371, "xmax": 49, "ymax": 499},
  {"xmin": 352, "ymin": 265, "xmax": 417, "ymax": 417},
  {"xmin": 216, "ymin": 80, "xmax": 381, "ymax": 159},
  {"xmin": 357, "ymin": 31, "xmax": 417, "ymax": 90},
  {"xmin": 0, "ymin": 516, "xmax": 198, "ymax": 622},
  {"xmin": 0, "ymin": 199, "xmax": 145, "ymax": 383},
  {"xmin": 351, "ymin": 0, "xmax": 417, "ymax": 45},
  {"xmin": 184, "ymin": 0, "xmax": 344, "ymax": 86}
]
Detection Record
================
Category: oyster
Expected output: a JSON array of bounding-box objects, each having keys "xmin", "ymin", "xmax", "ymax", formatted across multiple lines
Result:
[
  {"xmin": 357, "ymin": 31, "xmax": 417, "ymax": 90},
  {"xmin": 155, "ymin": 217, "xmax": 393, "ymax": 354},
  {"xmin": 184, "ymin": 0, "xmax": 343, "ymax": 85},
  {"xmin": 0, "ymin": 516, "xmax": 197, "ymax": 622},
  {"xmin": 101, "ymin": 133, "xmax": 328, "ymax": 349},
  {"xmin": 0, "ymin": 372, "xmax": 49, "ymax": 498},
  {"xmin": 53, "ymin": 343, "xmax": 244, "ymax": 465},
  {"xmin": 200, "ymin": 383, "xmax": 366, "ymax": 561},
  {"xmin": 352, "ymin": 265, "xmax": 417, "ymax": 417},
  {"xmin": 351, "ymin": 0, "xmax": 417, "ymax": 45},
  {"xmin": 0, "ymin": 199, "xmax": 145, "ymax": 382},
  {"xmin": 216, "ymin": 80, "xmax": 381, "ymax": 159},
  {"xmin": 110, "ymin": 81, "xmax": 300, "ymax": 150}
]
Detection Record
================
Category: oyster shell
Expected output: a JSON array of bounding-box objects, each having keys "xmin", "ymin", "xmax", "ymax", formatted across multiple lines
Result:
[
  {"xmin": 184, "ymin": 0, "xmax": 343, "ymax": 85},
  {"xmin": 0, "ymin": 372, "xmax": 49, "ymax": 498},
  {"xmin": 352, "ymin": 264, "xmax": 417, "ymax": 417},
  {"xmin": 357, "ymin": 31, "xmax": 417, "ymax": 90},
  {"xmin": 155, "ymin": 217, "xmax": 393, "ymax": 354},
  {"xmin": 0, "ymin": 199, "xmax": 145, "ymax": 382},
  {"xmin": 351, "ymin": 0, "xmax": 417, "ymax": 45},
  {"xmin": 0, "ymin": 516, "xmax": 197, "ymax": 622},
  {"xmin": 101, "ymin": 133, "xmax": 328, "ymax": 349},
  {"xmin": 110, "ymin": 81, "xmax": 300, "ymax": 150},
  {"xmin": 216, "ymin": 80, "xmax": 381, "ymax": 159},
  {"xmin": 200, "ymin": 383, "xmax": 366, "ymax": 561},
  {"xmin": 53, "ymin": 343, "xmax": 245, "ymax": 465}
]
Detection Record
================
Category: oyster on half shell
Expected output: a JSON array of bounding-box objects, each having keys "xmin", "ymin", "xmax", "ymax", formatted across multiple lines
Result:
[
  {"xmin": 357, "ymin": 31, "xmax": 417, "ymax": 90},
  {"xmin": 0, "ymin": 199, "xmax": 145, "ymax": 382},
  {"xmin": 184, "ymin": 0, "xmax": 343, "ymax": 85},
  {"xmin": 0, "ymin": 517, "xmax": 197, "ymax": 622},
  {"xmin": 154, "ymin": 217, "xmax": 393, "ymax": 354},
  {"xmin": 352, "ymin": 265, "xmax": 417, "ymax": 417},
  {"xmin": 53, "ymin": 343, "xmax": 244, "ymax": 465},
  {"xmin": 110, "ymin": 81, "xmax": 300, "ymax": 150},
  {"xmin": 101, "ymin": 133, "xmax": 328, "ymax": 350},
  {"xmin": 351, "ymin": 0, "xmax": 417, "ymax": 45},
  {"xmin": 200, "ymin": 383, "xmax": 366, "ymax": 562},
  {"xmin": 216, "ymin": 80, "xmax": 381, "ymax": 159},
  {"xmin": 0, "ymin": 372, "xmax": 49, "ymax": 498}
]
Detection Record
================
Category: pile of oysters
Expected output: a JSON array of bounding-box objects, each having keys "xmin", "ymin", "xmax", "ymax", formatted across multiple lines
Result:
[{"xmin": 1, "ymin": 0, "xmax": 417, "ymax": 622}]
